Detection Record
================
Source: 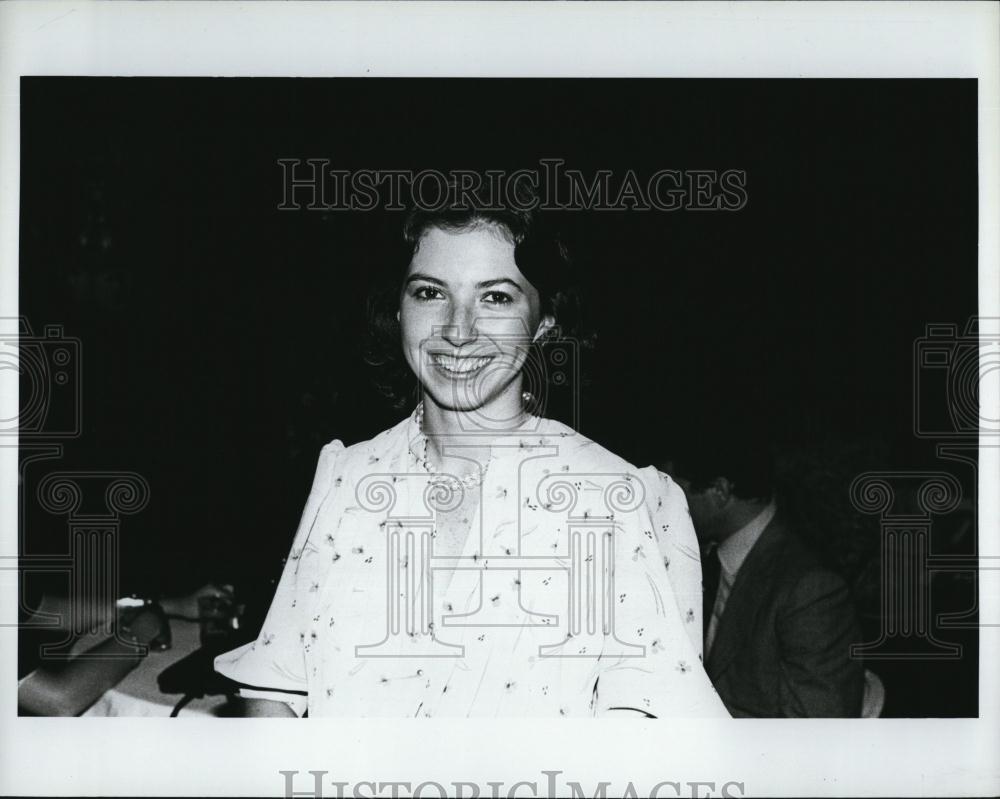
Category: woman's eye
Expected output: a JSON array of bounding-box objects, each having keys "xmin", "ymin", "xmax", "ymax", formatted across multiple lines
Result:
[
  {"xmin": 412, "ymin": 286, "xmax": 444, "ymax": 301},
  {"xmin": 482, "ymin": 291, "xmax": 513, "ymax": 305}
]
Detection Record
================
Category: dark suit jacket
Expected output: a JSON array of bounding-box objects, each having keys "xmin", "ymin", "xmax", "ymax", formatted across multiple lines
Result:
[{"xmin": 705, "ymin": 512, "xmax": 864, "ymax": 717}]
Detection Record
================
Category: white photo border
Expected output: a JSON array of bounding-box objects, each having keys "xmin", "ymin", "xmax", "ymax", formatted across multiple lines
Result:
[{"xmin": 0, "ymin": 2, "xmax": 997, "ymax": 797}]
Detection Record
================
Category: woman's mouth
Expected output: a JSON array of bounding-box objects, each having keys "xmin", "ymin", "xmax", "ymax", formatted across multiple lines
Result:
[{"xmin": 430, "ymin": 353, "xmax": 495, "ymax": 376}]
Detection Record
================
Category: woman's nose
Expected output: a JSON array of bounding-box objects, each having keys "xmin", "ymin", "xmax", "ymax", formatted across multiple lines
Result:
[{"xmin": 440, "ymin": 304, "xmax": 478, "ymax": 346}]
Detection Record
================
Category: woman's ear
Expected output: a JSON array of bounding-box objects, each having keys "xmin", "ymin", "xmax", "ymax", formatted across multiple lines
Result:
[
  {"xmin": 532, "ymin": 314, "xmax": 556, "ymax": 343},
  {"xmin": 396, "ymin": 310, "xmax": 401, "ymax": 323}
]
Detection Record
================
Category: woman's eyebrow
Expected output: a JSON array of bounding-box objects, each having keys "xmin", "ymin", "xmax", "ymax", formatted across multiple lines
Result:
[
  {"xmin": 476, "ymin": 278, "xmax": 524, "ymax": 293},
  {"xmin": 404, "ymin": 273, "xmax": 446, "ymax": 287}
]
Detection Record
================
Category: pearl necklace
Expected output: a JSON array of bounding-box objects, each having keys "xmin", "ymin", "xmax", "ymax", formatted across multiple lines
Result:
[{"xmin": 412, "ymin": 402, "xmax": 495, "ymax": 490}]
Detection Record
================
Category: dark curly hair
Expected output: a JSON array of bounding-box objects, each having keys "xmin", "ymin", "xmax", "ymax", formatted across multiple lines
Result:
[{"xmin": 364, "ymin": 182, "xmax": 592, "ymax": 413}]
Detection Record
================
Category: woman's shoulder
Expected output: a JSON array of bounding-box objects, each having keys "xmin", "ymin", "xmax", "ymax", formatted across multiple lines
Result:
[
  {"xmin": 533, "ymin": 417, "xmax": 626, "ymax": 466},
  {"xmin": 315, "ymin": 416, "xmax": 412, "ymax": 470},
  {"xmin": 533, "ymin": 418, "xmax": 685, "ymax": 506}
]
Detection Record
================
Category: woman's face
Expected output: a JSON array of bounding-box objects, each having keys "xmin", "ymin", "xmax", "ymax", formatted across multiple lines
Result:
[{"xmin": 399, "ymin": 224, "xmax": 553, "ymax": 418}]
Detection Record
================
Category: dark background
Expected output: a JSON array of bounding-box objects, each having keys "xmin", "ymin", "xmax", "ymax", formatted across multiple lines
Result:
[{"xmin": 19, "ymin": 78, "xmax": 979, "ymax": 715}]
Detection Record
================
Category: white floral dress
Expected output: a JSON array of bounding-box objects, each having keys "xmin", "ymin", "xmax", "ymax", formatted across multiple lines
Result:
[{"xmin": 215, "ymin": 412, "xmax": 728, "ymax": 718}]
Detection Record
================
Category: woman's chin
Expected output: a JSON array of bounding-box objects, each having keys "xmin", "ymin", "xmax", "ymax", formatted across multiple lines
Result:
[
  {"xmin": 420, "ymin": 385, "xmax": 525, "ymax": 423},
  {"xmin": 422, "ymin": 377, "xmax": 512, "ymax": 411},
  {"xmin": 422, "ymin": 393, "xmax": 494, "ymax": 414}
]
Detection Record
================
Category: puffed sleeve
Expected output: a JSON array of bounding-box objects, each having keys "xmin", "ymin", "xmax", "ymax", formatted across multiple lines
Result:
[
  {"xmin": 214, "ymin": 440, "xmax": 345, "ymax": 716},
  {"xmin": 639, "ymin": 466, "xmax": 705, "ymax": 659},
  {"xmin": 592, "ymin": 468, "xmax": 727, "ymax": 717}
]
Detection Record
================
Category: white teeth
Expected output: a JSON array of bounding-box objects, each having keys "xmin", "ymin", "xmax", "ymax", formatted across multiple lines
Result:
[{"xmin": 432, "ymin": 355, "xmax": 493, "ymax": 374}]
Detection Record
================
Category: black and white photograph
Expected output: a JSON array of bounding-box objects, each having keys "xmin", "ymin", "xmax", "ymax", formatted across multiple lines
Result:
[{"xmin": 1, "ymin": 2, "xmax": 998, "ymax": 797}]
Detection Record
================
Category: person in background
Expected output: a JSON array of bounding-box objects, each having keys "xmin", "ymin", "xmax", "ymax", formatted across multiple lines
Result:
[
  {"xmin": 668, "ymin": 418, "xmax": 864, "ymax": 717},
  {"xmin": 17, "ymin": 579, "xmax": 230, "ymax": 716}
]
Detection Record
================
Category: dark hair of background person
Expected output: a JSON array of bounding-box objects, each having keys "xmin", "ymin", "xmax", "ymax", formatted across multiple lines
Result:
[
  {"xmin": 668, "ymin": 404, "xmax": 776, "ymax": 502},
  {"xmin": 664, "ymin": 401, "xmax": 883, "ymax": 596},
  {"xmin": 363, "ymin": 180, "xmax": 594, "ymax": 415}
]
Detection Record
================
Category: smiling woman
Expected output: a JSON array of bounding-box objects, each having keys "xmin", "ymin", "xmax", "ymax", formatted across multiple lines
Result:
[
  {"xmin": 364, "ymin": 191, "xmax": 588, "ymax": 416},
  {"xmin": 214, "ymin": 184, "xmax": 729, "ymax": 718},
  {"xmin": 401, "ymin": 225, "xmax": 556, "ymax": 448}
]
